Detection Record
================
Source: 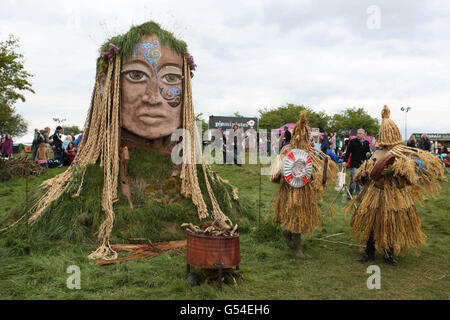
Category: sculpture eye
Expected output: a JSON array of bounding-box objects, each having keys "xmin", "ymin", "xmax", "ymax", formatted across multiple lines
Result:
[
  {"xmin": 161, "ymin": 73, "xmax": 182, "ymax": 85},
  {"xmin": 125, "ymin": 70, "xmax": 148, "ymax": 82}
]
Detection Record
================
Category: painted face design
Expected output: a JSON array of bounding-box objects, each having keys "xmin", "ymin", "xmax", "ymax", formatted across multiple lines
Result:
[
  {"xmin": 121, "ymin": 35, "xmax": 183, "ymax": 140},
  {"xmin": 133, "ymin": 41, "xmax": 181, "ymax": 108}
]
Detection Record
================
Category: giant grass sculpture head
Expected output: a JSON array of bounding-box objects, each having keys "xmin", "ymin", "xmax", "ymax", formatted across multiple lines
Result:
[
  {"xmin": 96, "ymin": 22, "xmax": 192, "ymax": 142},
  {"xmin": 26, "ymin": 21, "xmax": 229, "ymax": 260}
]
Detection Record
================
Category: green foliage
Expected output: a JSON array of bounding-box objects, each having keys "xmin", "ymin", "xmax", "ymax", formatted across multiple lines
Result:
[
  {"xmin": 0, "ymin": 35, "xmax": 34, "ymax": 137},
  {"xmin": 258, "ymin": 103, "xmax": 331, "ymax": 132},
  {"xmin": 0, "ymin": 161, "xmax": 12, "ymax": 182},
  {"xmin": 0, "ymin": 104, "xmax": 28, "ymax": 138},
  {"xmin": 61, "ymin": 125, "xmax": 82, "ymax": 135},
  {"xmin": 97, "ymin": 21, "xmax": 188, "ymax": 74},
  {"xmin": 251, "ymin": 215, "xmax": 283, "ymax": 243},
  {"xmin": 258, "ymin": 104, "xmax": 381, "ymax": 136},
  {"xmin": 329, "ymin": 107, "xmax": 380, "ymax": 136},
  {"xmin": 195, "ymin": 113, "xmax": 209, "ymax": 134}
]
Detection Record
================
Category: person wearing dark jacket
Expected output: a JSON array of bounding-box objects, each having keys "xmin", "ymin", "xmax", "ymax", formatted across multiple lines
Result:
[
  {"xmin": 53, "ymin": 126, "xmax": 64, "ymax": 162},
  {"xmin": 320, "ymin": 133, "xmax": 330, "ymax": 153},
  {"xmin": 31, "ymin": 129, "xmax": 44, "ymax": 161},
  {"xmin": 231, "ymin": 124, "xmax": 244, "ymax": 166},
  {"xmin": 418, "ymin": 134, "xmax": 431, "ymax": 151},
  {"xmin": 343, "ymin": 129, "xmax": 371, "ymax": 197},
  {"xmin": 282, "ymin": 126, "xmax": 291, "ymax": 148}
]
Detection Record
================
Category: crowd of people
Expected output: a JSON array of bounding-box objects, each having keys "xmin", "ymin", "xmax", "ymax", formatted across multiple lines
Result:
[
  {"xmin": 215, "ymin": 124, "xmax": 245, "ymax": 166},
  {"xmin": 0, "ymin": 126, "xmax": 83, "ymax": 168},
  {"xmin": 205, "ymin": 124, "xmax": 450, "ymax": 173},
  {"xmin": 2, "ymin": 124, "xmax": 449, "ymax": 172},
  {"xmin": 30, "ymin": 126, "xmax": 82, "ymax": 168},
  {"xmin": 407, "ymin": 133, "xmax": 450, "ymax": 167}
]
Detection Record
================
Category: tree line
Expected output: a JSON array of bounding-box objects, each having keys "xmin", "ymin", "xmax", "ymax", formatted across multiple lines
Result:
[{"xmin": 258, "ymin": 103, "xmax": 380, "ymax": 136}]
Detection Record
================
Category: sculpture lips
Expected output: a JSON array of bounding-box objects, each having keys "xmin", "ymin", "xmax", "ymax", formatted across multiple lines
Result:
[
  {"xmin": 137, "ymin": 112, "xmax": 166, "ymax": 125},
  {"xmin": 137, "ymin": 112, "xmax": 165, "ymax": 118}
]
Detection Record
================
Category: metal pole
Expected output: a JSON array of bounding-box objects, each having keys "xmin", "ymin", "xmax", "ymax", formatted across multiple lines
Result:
[
  {"xmin": 25, "ymin": 162, "xmax": 29, "ymax": 240},
  {"xmin": 401, "ymin": 107, "xmax": 411, "ymax": 142},
  {"xmin": 405, "ymin": 111, "xmax": 408, "ymax": 142},
  {"xmin": 258, "ymin": 161, "xmax": 262, "ymax": 225}
]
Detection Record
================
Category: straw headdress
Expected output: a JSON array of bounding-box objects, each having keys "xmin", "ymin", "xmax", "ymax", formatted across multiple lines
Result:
[{"xmin": 378, "ymin": 105, "xmax": 403, "ymax": 147}]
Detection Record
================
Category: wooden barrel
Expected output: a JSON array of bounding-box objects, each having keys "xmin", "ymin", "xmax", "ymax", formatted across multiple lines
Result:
[{"xmin": 186, "ymin": 232, "xmax": 240, "ymax": 269}]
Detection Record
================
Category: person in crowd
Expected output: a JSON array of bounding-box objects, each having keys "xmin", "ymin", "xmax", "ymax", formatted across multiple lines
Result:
[
  {"xmin": 43, "ymin": 127, "xmax": 52, "ymax": 145},
  {"xmin": 418, "ymin": 134, "xmax": 431, "ymax": 151},
  {"xmin": 31, "ymin": 128, "xmax": 39, "ymax": 160},
  {"xmin": 407, "ymin": 134, "xmax": 417, "ymax": 148},
  {"xmin": 444, "ymin": 154, "xmax": 450, "ymax": 167},
  {"xmin": 320, "ymin": 132, "xmax": 330, "ymax": 153},
  {"xmin": 259, "ymin": 135, "xmax": 267, "ymax": 153},
  {"xmin": 231, "ymin": 124, "xmax": 243, "ymax": 166},
  {"xmin": 335, "ymin": 134, "xmax": 341, "ymax": 154},
  {"xmin": 216, "ymin": 127, "xmax": 226, "ymax": 165},
  {"xmin": 277, "ymin": 129, "xmax": 283, "ymax": 152},
  {"xmin": 326, "ymin": 147, "xmax": 343, "ymax": 163},
  {"xmin": 309, "ymin": 135, "xmax": 315, "ymax": 148},
  {"xmin": 63, "ymin": 142, "xmax": 76, "ymax": 166},
  {"xmin": 0, "ymin": 137, "xmax": 5, "ymax": 157},
  {"xmin": 281, "ymin": 126, "xmax": 291, "ymax": 148},
  {"xmin": 52, "ymin": 126, "xmax": 64, "ymax": 162},
  {"xmin": 73, "ymin": 133, "xmax": 83, "ymax": 151},
  {"xmin": 330, "ymin": 132, "xmax": 336, "ymax": 154},
  {"xmin": 0, "ymin": 134, "xmax": 14, "ymax": 159},
  {"xmin": 31, "ymin": 128, "xmax": 44, "ymax": 161},
  {"xmin": 62, "ymin": 135, "xmax": 73, "ymax": 151},
  {"xmin": 343, "ymin": 129, "xmax": 371, "ymax": 199},
  {"xmin": 36, "ymin": 142, "xmax": 49, "ymax": 168},
  {"xmin": 343, "ymin": 137, "xmax": 350, "ymax": 153}
]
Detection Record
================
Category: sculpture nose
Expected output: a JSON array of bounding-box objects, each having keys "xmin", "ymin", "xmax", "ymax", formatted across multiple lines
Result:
[{"xmin": 142, "ymin": 74, "xmax": 162, "ymax": 106}]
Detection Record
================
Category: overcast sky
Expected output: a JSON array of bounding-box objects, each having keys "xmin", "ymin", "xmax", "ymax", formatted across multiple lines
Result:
[{"xmin": 2, "ymin": 0, "xmax": 449, "ymax": 143}]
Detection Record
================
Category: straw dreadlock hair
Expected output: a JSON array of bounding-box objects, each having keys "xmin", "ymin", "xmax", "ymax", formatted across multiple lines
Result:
[
  {"xmin": 13, "ymin": 21, "xmax": 230, "ymax": 260},
  {"xmin": 378, "ymin": 105, "xmax": 403, "ymax": 147}
]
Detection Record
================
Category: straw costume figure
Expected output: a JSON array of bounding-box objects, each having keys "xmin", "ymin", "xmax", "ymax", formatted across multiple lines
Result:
[
  {"xmin": 346, "ymin": 105, "xmax": 444, "ymax": 266},
  {"xmin": 270, "ymin": 111, "xmax": 337, "ymax": 258},
  {"xmin": 1, "ymin": 22, "xmax": 236, "ymax": 260}
]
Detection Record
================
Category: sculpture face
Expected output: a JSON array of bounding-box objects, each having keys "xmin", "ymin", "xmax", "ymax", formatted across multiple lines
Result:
[{"xmin": 121, "ymin": 35, "xmax": 183, "ymax": 140}]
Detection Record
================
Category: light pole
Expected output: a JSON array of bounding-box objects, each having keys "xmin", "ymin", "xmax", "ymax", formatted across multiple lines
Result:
[
  {"xmin": 52, "ymin": 118, "xmax": 67, "ymax": 134},
  {"xmin": 400, "ymin": 107, "xmax": 411, "ymax": 142}
]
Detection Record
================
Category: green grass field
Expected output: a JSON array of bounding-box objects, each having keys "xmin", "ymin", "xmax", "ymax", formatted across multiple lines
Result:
[{"xmin": 0, "ymin": 158, "xmax": 448, "ymax": 300}]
